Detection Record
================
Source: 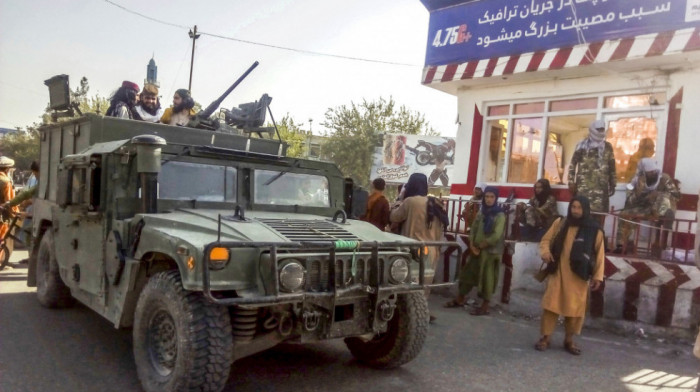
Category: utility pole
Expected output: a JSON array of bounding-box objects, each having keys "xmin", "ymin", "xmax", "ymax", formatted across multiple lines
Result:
[
  {"xmin": 307, "ymin": 119, "xmax": 313, "ymax": 159},
  {"xmin": 188, "ymin": 25, "xmax": 201, "ymax": 92}
]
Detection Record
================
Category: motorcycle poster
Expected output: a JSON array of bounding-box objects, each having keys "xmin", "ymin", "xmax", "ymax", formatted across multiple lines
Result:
[{"xmin": 370, "ymin": 134, "xmax": 456, "ymax": 187}]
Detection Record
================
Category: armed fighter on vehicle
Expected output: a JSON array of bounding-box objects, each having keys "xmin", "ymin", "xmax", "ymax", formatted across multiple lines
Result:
[{"xmin": 31, "ymin": 62, "xmax": 458, "ymax": 392}]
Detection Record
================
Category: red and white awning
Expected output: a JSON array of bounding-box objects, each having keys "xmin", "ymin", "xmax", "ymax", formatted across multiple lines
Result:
[{"xmin": 422, "ymin": 27, "xmax": 700, "ymax": 85}]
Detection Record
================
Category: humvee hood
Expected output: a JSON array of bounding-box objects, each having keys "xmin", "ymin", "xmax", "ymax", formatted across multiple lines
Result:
[{"xmin": 138, "ymin": 209, "xmax": 408, "ymax": 248}]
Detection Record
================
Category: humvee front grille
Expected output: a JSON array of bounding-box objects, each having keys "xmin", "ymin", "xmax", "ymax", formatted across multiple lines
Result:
[{"xmin": 259, "ymin": 219, "xmax": 359, "ymax": 241}]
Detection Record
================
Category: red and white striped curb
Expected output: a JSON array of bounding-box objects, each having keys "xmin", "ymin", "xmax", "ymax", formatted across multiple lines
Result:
[{"xmin": 422, "ymin": 27, "xmax": 700, "ymax": 85}]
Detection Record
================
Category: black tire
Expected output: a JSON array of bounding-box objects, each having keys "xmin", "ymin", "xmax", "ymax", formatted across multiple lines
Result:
[
  {"xmin": 133, "ymin": 270, "xmax": 233, "ymax": 392},
  {"xmin": 416, "ymin": 152, "xmax": 432, "ymax": 166},
  {"xmin": 0, "ymin": 244, "xmax": 9, "ymax": 271},
  {"xmin": 35, "ymin": 231, "xmax": 74, "ymax": 308},
  {"xmin": 344, "ymin": 292, "xmax": 429, "ymax": 369}
]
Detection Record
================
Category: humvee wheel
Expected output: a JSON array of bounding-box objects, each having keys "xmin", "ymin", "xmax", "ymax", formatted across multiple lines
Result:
[
  {"xmin": 0, "ymin": 244, "xmax": 9, "ymax": 271},
  {"xmin": 133, "ymin": 270, "xmax": 233, "ymax": 392},
  {"xmin": 344, "ymin": 292, "xmax": 429, "ymax": 369},
  {"xmin": 35, "ymin": 231, "xmax": 74, "ymax": 308}
]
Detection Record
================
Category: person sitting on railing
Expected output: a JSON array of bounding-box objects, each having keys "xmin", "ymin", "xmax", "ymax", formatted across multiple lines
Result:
[
  {"xmin": 460, "ymin": 182, "xmax": 485, "ymax": 230},
  {"xmin": 517, "ymin": 179, "xmax": 559, "ymax": 241},
  {"xmin": 444, "ymin": 186, "xmax": 505, "ymax": 316},
  {"xmin": 614, "ymin": 158, "xmax": 680, "ymax": 254}
]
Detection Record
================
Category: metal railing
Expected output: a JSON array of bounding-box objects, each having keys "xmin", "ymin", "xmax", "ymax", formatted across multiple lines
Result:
[{"xmin": 440, "ymin": 197, "xmax": 696, "ymax": 265}]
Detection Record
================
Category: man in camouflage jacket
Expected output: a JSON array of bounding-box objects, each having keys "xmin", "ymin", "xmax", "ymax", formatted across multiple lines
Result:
[
  {"xmin": 567, "ymin": 120, "xmax": 617, "ymax": 215},
  {"xmin": 615, "ymin": 158, "xmax": 680, "ymax": 252}
]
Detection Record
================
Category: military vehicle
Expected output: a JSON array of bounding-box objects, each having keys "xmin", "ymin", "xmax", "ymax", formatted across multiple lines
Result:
[{"xmin": 31, "ymin": 65, "xmax": 457, "ymax": 392}]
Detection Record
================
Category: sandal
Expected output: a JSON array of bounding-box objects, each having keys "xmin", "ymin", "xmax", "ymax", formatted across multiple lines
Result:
[
  {"xmin": 564, "ymin": 341, "xmax": 582, "ymax": 355},
  {"xmin": 534, "ymin": 337, "xmax": 549, "ymax": 351},
  {"xmin": 469, "ymin": 307, "xmax": 490, "ymax": 316},
  {"xmin": 443, "ymin": 300, "xmax": 465, "ymax": 308}
]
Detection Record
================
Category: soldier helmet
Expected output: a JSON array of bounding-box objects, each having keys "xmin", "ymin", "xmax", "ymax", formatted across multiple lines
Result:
[{"xmin": 0, "ymin": 156, "xmax": 15, "ymax": 168}]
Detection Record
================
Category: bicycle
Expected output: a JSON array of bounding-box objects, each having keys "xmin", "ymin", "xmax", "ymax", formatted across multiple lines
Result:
[{"xmin": 0, "ymin": 208, "xmax": 25, "ymax": 271}]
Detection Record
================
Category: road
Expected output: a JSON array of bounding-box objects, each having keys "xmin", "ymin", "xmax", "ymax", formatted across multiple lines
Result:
[{"xmin": 1, "ymin": 250, "xmax": 698, "ymax": 392}]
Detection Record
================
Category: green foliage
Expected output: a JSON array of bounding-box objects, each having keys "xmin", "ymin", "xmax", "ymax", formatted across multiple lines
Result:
[
  {"xmin": 0, "ymin": 130, "xmax": 40, "ymax": 171},
  {"xmin": 267, "ymin": 114, "xmax": 307, "ymax": 158},
  {"xmin": 321, "ymin": 97, "xmax": 437, "ymax": 187}
]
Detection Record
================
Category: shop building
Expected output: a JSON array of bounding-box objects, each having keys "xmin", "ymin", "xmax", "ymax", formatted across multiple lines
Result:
[{"xmin": 420, "ymin": 0, "xmax": 700, "ymax": 329}]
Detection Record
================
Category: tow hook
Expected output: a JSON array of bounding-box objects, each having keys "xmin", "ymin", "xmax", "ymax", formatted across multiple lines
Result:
[
  {"xmin": 302, "ymin": 310, "xmax": 321, "ymax": 331},
  {"xmin": 378, "ymin": 300, "xmax": 396, "ymax": 321}
]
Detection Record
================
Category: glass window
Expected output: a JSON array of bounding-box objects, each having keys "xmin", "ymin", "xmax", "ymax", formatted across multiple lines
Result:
[
  {"xmin": 254, "ymin": 170, "xmax": 330, "ymax": 207},
  {"xmin": 606, "ymin": 117, "xmax": 658, "ymax": 182},
  {"xmin": 488, "ymin": 105, "xmax": 509, "ymax": 116},
  {"xmin": 507, "ymin": 118, "xmax": 543, "ymax": 184},
  {"xmin": 71, "ymin": 168, "xmax": 86, "ymax": 204},
  {"xmin": 513, "ymin": 102, "xmax": 544, "ymax": 115},
  {"xmin": 549, "ymin": 97, "xmax": 597, "ymax": 112},
  {"xmin": 604, "ymin": 93, "xmax": 666, "ymax": 108},
  {"xmin": 484, "ymin": 119, "xmax": 509, "ymax": 183},
  {"xmin": 544, "ymin": 114, "xmax": 595, "ymax": 185},
  {"xmin": 160, "ymin": 161, "xmax": 237, "ymax": 202}
]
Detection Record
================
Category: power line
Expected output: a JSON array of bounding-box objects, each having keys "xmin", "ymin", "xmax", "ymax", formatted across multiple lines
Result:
[{"xmin": 101, "ymin": 0, "xmax": 420, "ymax": 67}]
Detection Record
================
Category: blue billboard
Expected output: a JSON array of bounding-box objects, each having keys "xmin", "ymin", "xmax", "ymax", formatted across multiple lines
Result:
[{"xmin": 425, "ymin": 0, "xmax": 700, "ymax": 66}]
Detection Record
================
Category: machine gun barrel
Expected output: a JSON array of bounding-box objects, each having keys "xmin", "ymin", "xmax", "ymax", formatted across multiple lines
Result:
[{"xmin": 199, "ymin": 61, "xmax": 259, "ymax": 119}]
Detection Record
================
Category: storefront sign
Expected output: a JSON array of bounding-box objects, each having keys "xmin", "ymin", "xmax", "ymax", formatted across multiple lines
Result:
[
  {"xmin": 426, "ymin": 0, "xmax": 700, "ymax": 66},
  {"xmin": 369, "ymin": 134, "xmax": 456, "ymax": 187}
]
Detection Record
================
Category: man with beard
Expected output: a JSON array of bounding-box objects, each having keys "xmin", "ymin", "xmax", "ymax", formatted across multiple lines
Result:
[
  {"xmin": 160, "ymin": 88, "xmax": 196, "ymax": 126},
  {"xmin": 106, "ymin": 81, "xmax": 140, "ymax": 119},
  {"xmin": 134, "ymin": 84, "xmax": 164, "ymax": 123}
]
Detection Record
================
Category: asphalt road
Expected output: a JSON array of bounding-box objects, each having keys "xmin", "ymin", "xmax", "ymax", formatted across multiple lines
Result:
[{"xmin": 1, "ymin": 250, "xmax": 698, "ymax": 392}]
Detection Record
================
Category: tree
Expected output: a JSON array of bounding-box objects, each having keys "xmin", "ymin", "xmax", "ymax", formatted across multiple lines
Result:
[
  {"xmin": 321, "ymin": 97, "xmax": 437, "ymax": 187},
  {"xmin": 267, "ymin": 114, "xmax": 307, "ymax": 158},
  {"xmin": 0, "ymin": 130, "xmax": 40, "ymax": 171}
]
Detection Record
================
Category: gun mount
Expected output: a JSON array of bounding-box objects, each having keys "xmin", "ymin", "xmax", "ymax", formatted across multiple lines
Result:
[
  {"xmin": 44, "ymin": 74, "xmax": 83, "ymax": 122},
  {"xmin": 221, "ymin": 93, "xmax": 277, "ymax": 138},
  {"xmin": 186, "ymin": 61, "xmax": 259, "ymax": 130}
]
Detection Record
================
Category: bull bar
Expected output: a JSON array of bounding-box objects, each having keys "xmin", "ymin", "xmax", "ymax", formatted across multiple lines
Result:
[{"xmin": 201, "ymin": 240, "xmax": 461, "ymax": 306}]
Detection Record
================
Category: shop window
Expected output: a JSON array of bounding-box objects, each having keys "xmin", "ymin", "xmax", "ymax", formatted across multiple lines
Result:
[
  {"xmin": 507, "ymin": 117, "xmax": 543, "ymax": 184},
  {"xmin": 484, "ymin": 119, "xmax": 509, "ymax": 183},
  {"xmin": 604, "ymin": 93, "xmax": 665, "ymax": 109},
  {"xmin": 544, "ymin": 114, "xmax": 595, "ymax": 185},
  {"xmin": 488, "ymin": 105, "xmax": 509, "ymax": 116},
  {"xmin": 549, "ymin": 97, "xmax": 598, "ymax": 112},
  {"xmin": 606, "ymin": 117, "xmax": 658, "ymax": 182},
  {"xmin": 513, "ymin": 102, "xmax": 544, "ymax": 115}
]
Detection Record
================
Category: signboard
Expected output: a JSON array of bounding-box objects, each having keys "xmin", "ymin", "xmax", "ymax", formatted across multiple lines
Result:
[
  {"xmin": 369, "ymin": 134, "xmax": 456, "ymax": 187},
  {"xmin": 426, "ymin": 0, "xmax": 700, "ymax": 66}
]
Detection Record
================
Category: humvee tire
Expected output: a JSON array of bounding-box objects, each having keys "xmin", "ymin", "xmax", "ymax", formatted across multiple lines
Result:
[
  {"xmin": 344, "ymin": 292, "xmax": 429, "ymax": 369},
  {"xmin": 133, "ymin": 270, "xmax": 233, "ymax": 392},
  {"xmin": 0, "ymin": 244, "xmax": 9, "ymax": 271},
  {"xmin": 36, "ymin": 231, "xmax": 74, "ymax": 308}
]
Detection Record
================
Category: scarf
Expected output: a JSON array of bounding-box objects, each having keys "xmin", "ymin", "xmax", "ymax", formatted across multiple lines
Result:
[
  {"xmin": 404, "ymin": 173, "xmax": 428, "ymax": 198},
  {"xmin": 575, "ymin": 120, "xmax": 607, "ymax": 160},
  {"xmin": 551, "ymin": 196, "xmax": 601, "ymax": 280},
  {"xmin": 534, "ymin": 178, "xmax": 552, "ymax": 207},
  {"xmin": 481, "ymin": 186, "xmax": 503, "ymax": 234}
]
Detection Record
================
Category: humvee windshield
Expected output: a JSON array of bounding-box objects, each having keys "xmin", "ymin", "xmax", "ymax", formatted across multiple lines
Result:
[
  {"xmin": 160, "ymin": 161, "xmax": 237, "ymax": 202},
  {"xmin": 254, "ymin": 169, "xmax": 329, "ymax": 207}
]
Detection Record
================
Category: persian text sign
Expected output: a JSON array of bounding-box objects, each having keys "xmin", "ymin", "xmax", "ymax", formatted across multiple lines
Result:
[
  {"xmin": 369, "ymin": 134, "xmax": 456, "ymax": 187},
  {"xmin": 426, "ymin": 0, "xmax": 700, "ymax": 66}
]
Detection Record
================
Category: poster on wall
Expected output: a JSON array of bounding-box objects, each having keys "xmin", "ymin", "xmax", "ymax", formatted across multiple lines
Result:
[{"xmin": 369, "ymin": 134, "xmax": 456, "ymax": 187}]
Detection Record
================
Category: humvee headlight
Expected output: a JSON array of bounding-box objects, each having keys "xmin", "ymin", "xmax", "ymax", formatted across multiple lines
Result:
[
  {"xmin": 389, "ymin": 257, "xmax": 409, "ymax": 284},
  {"xmin": 279, "ymin": 261, "xmax": 305, "ymax": 292},
  {"xmin": 208, "ymin": 247, "xmax": 230, "ymax": 270}
]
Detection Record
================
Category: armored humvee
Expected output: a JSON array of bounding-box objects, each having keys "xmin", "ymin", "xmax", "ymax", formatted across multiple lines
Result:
[{"xmin": 30, "ymin": 72, "xmax": 457, "ymax": 392}]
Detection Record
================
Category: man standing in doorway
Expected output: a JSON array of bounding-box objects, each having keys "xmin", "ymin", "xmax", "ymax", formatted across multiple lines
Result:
[{"xmin": 568, "ymin": 119, "xmax": 616, "ymax": 224}]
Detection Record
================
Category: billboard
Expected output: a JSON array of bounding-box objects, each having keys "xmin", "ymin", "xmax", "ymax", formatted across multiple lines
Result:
[
  {"xmin": 426, "ymin": 0, "xmax": 700, "ymax": 66},
  {"xmin": 369, "ymin": 134, "xmax": 456, "ymax": 187}
]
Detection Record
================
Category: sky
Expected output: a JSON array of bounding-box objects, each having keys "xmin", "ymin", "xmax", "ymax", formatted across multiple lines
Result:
[{"xmin": 0, "ymin": 0, "xmax": 457, "ymax": 136}]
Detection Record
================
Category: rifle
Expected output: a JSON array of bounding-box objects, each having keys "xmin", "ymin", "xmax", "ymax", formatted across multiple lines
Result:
[{"xmin": 186, "ymin": 61, "xmax": 259, "ymax": 130}]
